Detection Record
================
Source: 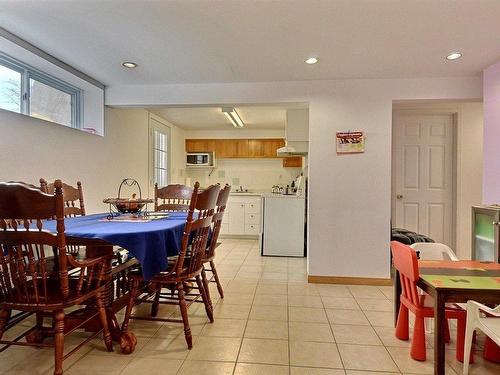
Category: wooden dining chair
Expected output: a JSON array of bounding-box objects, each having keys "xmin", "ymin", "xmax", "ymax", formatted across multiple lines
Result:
[
  {"xmin": 121, "ymin": 182, "xmax": 220, "ymax": 349},
  {"xmin": 154, "ymin": 183, "xmax": 193, "ymax": 212},
  {"xmin": 40, "ymin": 178, "xmax": 86, "ymax": 217},
  {"xmin": 0, "ymin": 180, "xmax": 113, "ymax": 375},
  {"xmin": 40, "ymin": 179, "xmax": 87, "ymax": 262},
  {"xmin": 202, "ymin": 184, "xmax": 231, "ymax": 301},
  {"xmin": 391, "ymin": 241, "xmax": 469, "ymax": 362}
]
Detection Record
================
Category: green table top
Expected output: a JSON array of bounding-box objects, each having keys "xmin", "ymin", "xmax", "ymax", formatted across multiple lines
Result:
[{"xmin": 420, "ymin": 274, "xmax": 500, "ymax": 289}]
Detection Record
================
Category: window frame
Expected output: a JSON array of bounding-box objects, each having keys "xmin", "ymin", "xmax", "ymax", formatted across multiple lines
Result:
[{"xmin": 0, "ymin": 52, "xmax": 83, "ymax": 129}]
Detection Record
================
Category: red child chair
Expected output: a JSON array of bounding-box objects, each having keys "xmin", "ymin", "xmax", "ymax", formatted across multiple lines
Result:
[{"xmin": 391, "ymin": 241, "xmax": 469, "ymax": 362}]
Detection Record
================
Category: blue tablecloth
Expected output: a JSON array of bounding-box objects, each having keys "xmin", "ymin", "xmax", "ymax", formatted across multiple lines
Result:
[{"xmin": 43, "ymin": 213, "xmax": 186, "ymax": 280}]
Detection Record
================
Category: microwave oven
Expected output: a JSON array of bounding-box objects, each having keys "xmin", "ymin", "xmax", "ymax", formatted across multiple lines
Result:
[{"xmin": 186, "ymin": 152, "xmax": 215, "ymax": 167}]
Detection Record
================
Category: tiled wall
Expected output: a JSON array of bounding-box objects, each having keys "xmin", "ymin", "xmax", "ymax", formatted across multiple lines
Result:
[{"xmin": 186, "ymin": 158, "xmax": 302, "ymax": 190}]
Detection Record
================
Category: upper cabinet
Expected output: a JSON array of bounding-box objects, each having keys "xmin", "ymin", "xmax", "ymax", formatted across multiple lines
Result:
[
  {"xmin": 215, "ymin": 139, "xmax": 249, "ymax": 158},
  {"xmin": 185, "ymin": 139, "xmax": 215, "ymax": 152},
  {"xmin": 186, "ymin": 138, "xmax": 285, "ymax": 159}
]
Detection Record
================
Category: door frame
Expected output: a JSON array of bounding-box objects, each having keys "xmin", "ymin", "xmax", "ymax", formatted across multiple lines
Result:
[
  {"xmin": 148, "ymin": 112, "xmax": 173, "ymax": 196},
  {"xmin": 392, "ymin": 107, "xmax": 458, "ymax": 250}
]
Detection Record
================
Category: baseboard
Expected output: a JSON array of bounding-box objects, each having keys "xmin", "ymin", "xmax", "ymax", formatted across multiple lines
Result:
[{"xmin": 308, "ymin": 275, "xmax": 393, "ymax": 286}]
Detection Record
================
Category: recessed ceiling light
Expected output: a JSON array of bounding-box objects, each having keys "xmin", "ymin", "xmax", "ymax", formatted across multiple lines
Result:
[
  {"xmin": 446, "ymin": 52, "xmax": 462, "ymax": 61},
  {"xmin": 305, "ymin": 57, "xmax": 318, "ymax": 65},
  {"xmin": 122, "ymin": 61, "xmax": 138, "ymax": 68}
]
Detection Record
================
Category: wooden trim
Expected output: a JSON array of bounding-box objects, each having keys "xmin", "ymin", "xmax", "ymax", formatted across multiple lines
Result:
[{"xmin": 308, "ymin": 275, "xmax": 393, "ymax": 286}]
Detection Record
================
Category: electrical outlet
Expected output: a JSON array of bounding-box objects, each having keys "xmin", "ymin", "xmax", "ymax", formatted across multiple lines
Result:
[
  {"xmin": 232, "ymin": 177, "xmax": 240, "ymax": 185},
  {"xmin": 218, "ymin": 170, "xmax": 225, "ymax": 178}
]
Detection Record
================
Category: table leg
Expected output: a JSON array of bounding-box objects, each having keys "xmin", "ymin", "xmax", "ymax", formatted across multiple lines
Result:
[
  {"xmin": 433, "ymin": 291, "xmax": 446, "ymax": 375},
  {"xmin": 86, "ymin": 245, "xmax": 137, "ymax": 354},
  {"xmin": 394, "ymin": 269, "xmax": 401, "ymax": 327}
]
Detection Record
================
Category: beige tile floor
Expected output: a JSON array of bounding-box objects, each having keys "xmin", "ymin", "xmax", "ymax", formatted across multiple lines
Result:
[{"xmin": 1, "ymin": 238, "xmax": 499, "ymax": 374}]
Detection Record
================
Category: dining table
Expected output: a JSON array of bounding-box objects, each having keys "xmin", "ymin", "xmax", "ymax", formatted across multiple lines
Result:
[
  {"xmin": 394, "ymin": 259, "xmax": 500, "ymax": 375},
  {"xmin": 40, "ymin": 212, "xmax": 188, "ymax": 353}
]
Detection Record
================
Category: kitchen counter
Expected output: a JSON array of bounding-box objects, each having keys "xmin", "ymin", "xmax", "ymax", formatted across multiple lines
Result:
[
  {"xmin": 229, "ymin": 192, "xmax": 263, "ymax": 197},
  {"xmin": 261, "ymin": 193, "xmax": 304, "ymax": 198}
]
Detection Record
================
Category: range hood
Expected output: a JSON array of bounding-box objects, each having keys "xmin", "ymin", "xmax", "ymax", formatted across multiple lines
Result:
[
  {"xmin": 277, "ymin": 109, "xmax": 309, "ymax": 156},
  {"xmin": 276, "ymin": 144, "xmax": 308, "ymax": 156}
]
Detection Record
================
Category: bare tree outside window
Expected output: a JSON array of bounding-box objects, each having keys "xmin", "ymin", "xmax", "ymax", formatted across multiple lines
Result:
[{"xmin": 0, "ymin": 64, "xmax": 21, "ymax": 113}]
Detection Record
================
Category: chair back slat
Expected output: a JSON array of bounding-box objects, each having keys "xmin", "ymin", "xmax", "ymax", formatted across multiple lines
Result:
[
  {"xmin": 390, "ymin": 241, "xmax": 422, "ymax": 307},
  {"xmin": 175, "ymin": 183, "xmax": 220, "ymax": 277},
  {"xmin": 206, "ymin": 184, "xmax": 231, "ymax": 260},
  {"xmin": 155, "ymin": 184, "xmax": 194, "ymax": 212}
]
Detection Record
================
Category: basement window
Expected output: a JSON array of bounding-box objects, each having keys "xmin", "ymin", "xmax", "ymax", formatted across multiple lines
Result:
[{"xmin": 0, "ymin": 52, "xmax": 82, "ymax": 128}]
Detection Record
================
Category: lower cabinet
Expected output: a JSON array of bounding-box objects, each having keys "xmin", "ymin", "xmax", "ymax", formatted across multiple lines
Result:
[{"xmin": 222, "ymin": 196, "xmax": 261, "ymax": 236}]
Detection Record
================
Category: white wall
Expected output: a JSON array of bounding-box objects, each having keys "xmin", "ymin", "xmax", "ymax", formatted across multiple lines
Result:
[
  {"xmin": 0, "ymin": 107, "xmax": 185, "ymax": 213},
  {"xmin": 456, "ymin": 102, "xmax": 483, "ymax": 258},
  {"xmin": 483, "ymin": 60, "xmax": 500, "ymax": 204},
  {"xmin": 187, "ymin": 159, "xmax": 301, "ymax": 191},
  {"xmin": 106, "ymin": 77, "xmax": 484, "ymax": 279}
]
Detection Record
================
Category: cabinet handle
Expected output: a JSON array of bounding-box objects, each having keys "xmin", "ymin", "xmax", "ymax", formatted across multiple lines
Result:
[
  {"xmin": 241, "ymin": 204, "xmax": 244, "ymax": 207},
  {"xmin": 493, "ymin": 221, "xmax": 500, "ymax": 226}
]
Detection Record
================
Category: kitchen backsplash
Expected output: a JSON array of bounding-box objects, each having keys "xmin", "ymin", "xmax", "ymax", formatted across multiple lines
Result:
[{"xmin": 185, "ymin": 159, "xmax": 301, "ymax": 190}]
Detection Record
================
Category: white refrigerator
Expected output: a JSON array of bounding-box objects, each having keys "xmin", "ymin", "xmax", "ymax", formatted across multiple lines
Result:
[{"xmin": 260, "ymin": 195, "xmax": 306, "ymax": 257}]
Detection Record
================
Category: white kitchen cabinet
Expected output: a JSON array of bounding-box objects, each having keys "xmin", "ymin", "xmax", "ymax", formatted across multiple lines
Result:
[
  {"xmin": 222, "ymin": 195, "xmax": 261, "ymax": 236},
  {"xmin": 227, "ymin": 201, "xmax": 245, "ymax": 234}
]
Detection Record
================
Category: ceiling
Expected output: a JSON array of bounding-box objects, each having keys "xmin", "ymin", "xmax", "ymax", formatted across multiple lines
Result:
[
  {"xmin": 150, "ymin": 104, "xmax": 305, "ymax": 130},
  {"xmin": 1, "ymin": 1, "xmax": 500, "ymax": 86}
]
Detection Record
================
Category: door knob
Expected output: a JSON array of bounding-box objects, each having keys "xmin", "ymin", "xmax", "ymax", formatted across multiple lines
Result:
[{"xmin": 396, "ymin": 194, "xmax": 404, "ymax": 200}]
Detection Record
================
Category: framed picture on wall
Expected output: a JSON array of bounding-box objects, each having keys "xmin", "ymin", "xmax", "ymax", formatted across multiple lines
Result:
[{"xmin": 336, "ymin": 131, "xmax": 364, "ymax": 154}]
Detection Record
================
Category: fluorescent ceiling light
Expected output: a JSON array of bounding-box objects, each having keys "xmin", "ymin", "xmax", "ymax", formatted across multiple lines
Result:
[
  {"xmin": 305, "ymin": 57, "xmax": 318, "ymax": 64},
  {"xmin": 446, "ymin": 52, "xmax": 462, "ymax": 60},
  {"xmin": 221, "ymin": 107, "xmax": 244, "ymax": 128},
  {"xmin": 122, "ymin": 61, "xmax": 138, "ymax": 68}
]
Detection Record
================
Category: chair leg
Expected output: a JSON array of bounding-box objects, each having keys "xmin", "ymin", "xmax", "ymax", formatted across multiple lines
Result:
[
  {"xmin": 444, "ymin": 319, "xmax": 451, "ymax": 343},
  {"xmin": 0, "ymin": 309, "xmax": 11, "ymax": 340},
  {"xmin": 463, "ymin": 320, "xmax": 476, "ymax": 374},
  {"xmin": 121, "ymin": 279, "xmax": 139, "ymax": 333},
  {"xmin": 411, "ymin": 316, "xmax": 427, "ymax": 361},
  {"xmin": 201, "ymin": 267, "xmax": 212, "ymax": 306},
  {"xmin": 176, "ymin": 282, "xmax": 192, "ymax": 349},
  {"xmin": 210, "ymin": 260, "xmax": 224, "ymax": 299},
  {"xmin": 96, "ymin": 291, "xmax": 113, "ymax": 352},
  {"xmin": 53, "ymin": 310, "xmax": 65, "ymax": 375},
  {"xmin": 196, "ymin": 274, "xmax": 214, "ymax": 323},
  {"xmin": 395, "ymin": 303, "xmax": 409, "ymax": 340},
  {"xmin": 455, "ymin": 315, "xmax": 472, "ymax": 364},
  {"xmin": 151, "ymin": 286, "xmax": 161, "ymax": 317}
]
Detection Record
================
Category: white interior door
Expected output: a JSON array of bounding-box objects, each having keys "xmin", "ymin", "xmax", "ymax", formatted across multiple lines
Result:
[
  {"xmin": 149, "ymin": 115, "xmax": 171, "ymax": 194},
  {"xmin": 392, "ymin": 114, "xmax": 454, "ymax": 246}
]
